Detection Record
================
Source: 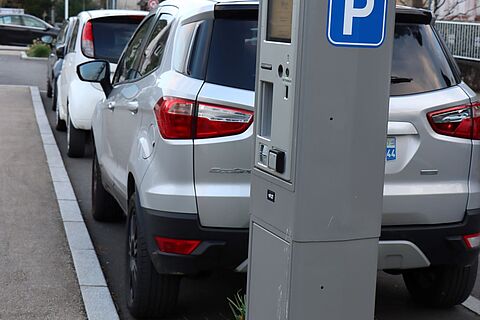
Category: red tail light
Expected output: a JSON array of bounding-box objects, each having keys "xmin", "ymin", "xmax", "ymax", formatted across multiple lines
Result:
[
  {"xmin": 154, "ymin": 97, "xmax": 194, "ymax": 139},
  {"xmin": 427, "ymin": 102, "xmax": 480, "ymax": 140},
  {"xmin": 464, "ymin": 233, "xmax": 480, "ymax": 249},
  {"xmin": 155, "ymin": 236, "xmax": 201, "ymax": 255},
  {"xmin": 154, "ymin": 97, "xmax": 253, "ymax": 139},
  {"xmin": 473, "ymin": 103, "xmax": 480, "ymax": 140},
  {"xmin": 196, "ymin": 102, "xmax": 253, "ymax": 139},
  {"xmin": 82, "ymin": 21, "xmax": 94, "ymax": 58}
]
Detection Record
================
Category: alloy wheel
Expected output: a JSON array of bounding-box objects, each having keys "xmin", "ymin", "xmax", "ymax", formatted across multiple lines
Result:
[{"xmin": 128, "ymin": 211, "xmax": 138, "ymax": 304}]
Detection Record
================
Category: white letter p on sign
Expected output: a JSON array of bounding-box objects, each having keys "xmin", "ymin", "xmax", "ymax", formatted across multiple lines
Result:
[{"xmin": 343, "ymin": 0, "xmax": 375, "ymax": 35}]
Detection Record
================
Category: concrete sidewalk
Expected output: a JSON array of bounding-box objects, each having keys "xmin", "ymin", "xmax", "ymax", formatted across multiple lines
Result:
[{"xmin": 0, "ymin": 86, "xmax": 85, "ymax": 319}]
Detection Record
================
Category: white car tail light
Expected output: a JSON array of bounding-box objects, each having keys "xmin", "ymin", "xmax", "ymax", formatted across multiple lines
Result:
[{"xmin": 81, "ymin": 21, "xmax": 95, "ymax": 58}]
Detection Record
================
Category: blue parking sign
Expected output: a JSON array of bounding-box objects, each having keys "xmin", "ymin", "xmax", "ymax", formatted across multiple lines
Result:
[{"xmin": 327, "ymin": 0, "xmax": 388, "ymax": 47}]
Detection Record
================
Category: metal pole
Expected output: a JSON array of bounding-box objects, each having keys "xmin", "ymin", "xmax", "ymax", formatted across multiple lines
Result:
[{"xmin": 64, "ymin": 0, "xmax": 69, "ymax": 20}]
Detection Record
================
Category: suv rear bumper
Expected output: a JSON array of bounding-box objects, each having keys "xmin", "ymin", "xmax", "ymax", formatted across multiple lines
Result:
[
  {"xmin": 380, "ymin": 209, "xmax": 480, "ymax": 269},
  {"xmin": 140, "ymin": 207, "xmax": 480, "ymax": 275},
  {"xmin": 140, "ymin": 207, "xmax": 248, "ymax": 276}
]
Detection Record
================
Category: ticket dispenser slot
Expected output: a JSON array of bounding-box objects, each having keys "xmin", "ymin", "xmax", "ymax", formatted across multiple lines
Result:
[{"xmin": 259, "ymin": 81, "xmax": 273, "ymax": 138}]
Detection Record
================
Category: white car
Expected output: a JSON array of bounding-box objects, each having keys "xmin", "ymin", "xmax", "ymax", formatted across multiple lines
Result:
[{"xmin": 56, "ymin": 10, "xmax": 147, "ymax": 157}]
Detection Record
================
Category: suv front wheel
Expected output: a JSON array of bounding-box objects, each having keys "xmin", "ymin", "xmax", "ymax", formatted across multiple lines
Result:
[
  {"xmin": 67, "ymin": 112, "xmax": 86, "ymax": 158},
  {"xmin": 55, "ymin": 100, "xmax": 66, "ymax": 131},
  {"xmin": 126, "ymin": 192, "xmax": 180, "ymax": 318},
  {"xmin": 403, "ymin": 257, "xmax": 478, "ymax": 307}
]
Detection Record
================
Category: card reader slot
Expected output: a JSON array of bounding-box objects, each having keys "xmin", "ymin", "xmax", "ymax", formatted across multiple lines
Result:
[{"xmin": 260, "ymin": 81, "xmax": 274, "ymax": 138}]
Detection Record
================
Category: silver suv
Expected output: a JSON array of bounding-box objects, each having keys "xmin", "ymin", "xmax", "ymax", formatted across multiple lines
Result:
[{"xmin": 77, "ymin": 2, "xmax": 480, "ymax": 317}]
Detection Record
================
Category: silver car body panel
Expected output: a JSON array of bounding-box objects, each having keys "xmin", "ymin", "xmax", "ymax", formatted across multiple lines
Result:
[
  {"xmin": 384, "ymin": 85, "xmax": 472, "ymax": 225},
  {"xmin": 90, "ymin": 1, "xmax": 479, "ymax": 271},
  {"xmin": 195, "ymin": 83, "xmax": 255, "ymax": 228}
]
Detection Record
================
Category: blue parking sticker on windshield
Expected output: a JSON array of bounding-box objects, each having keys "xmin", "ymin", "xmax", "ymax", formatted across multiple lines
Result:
[
  {"xmin": 386, "ymin": 137, "xmax": 396, "ymax": 161},
  {"xmin": 327, "ymin": 0, "xmax": 388, "ymax": 47}
]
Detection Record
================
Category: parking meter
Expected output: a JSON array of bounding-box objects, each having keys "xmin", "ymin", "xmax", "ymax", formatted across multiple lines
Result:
[{"xmin": 247, "ymin": 0, "xmax": 395, "ymax": 319}]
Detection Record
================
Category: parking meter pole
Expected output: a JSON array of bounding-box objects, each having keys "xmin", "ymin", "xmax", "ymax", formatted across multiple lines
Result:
[{"xmin": 246, "ymin": 0, "xmax": 395, "ymax": 319}]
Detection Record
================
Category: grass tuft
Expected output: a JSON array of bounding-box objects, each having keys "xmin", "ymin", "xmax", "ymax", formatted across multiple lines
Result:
[{"xmin": 228, "ymin": 290, "xmax": 246, "ymax": 320}]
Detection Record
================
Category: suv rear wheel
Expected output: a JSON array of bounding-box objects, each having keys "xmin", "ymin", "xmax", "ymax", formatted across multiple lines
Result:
[
  {"xmin": 126, "ymin": 192, "xmax": 180, "ymax": 318},
  {"xmin": 402, "ymin": 257, "xmax": 478, "ymax": 307},
  {"xmin": 91, "ymin": 149, "xmax": 122, "ymax": 222}
]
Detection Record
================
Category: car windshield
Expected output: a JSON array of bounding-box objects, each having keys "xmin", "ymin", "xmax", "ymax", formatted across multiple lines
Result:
[
  {"xmin": 91, "ymin": 16, "xmax": 144, "ymax": 63},
  {"xmin": 390, "ymin": 23, "xmax": 457, "ymax": 96}
]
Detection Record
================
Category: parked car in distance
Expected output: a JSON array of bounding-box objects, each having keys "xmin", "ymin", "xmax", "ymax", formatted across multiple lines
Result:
[
  {"xmin": 45, "ymin": 17, "xmax": 77, "ymax": 111},
  {"xmin": 0, "ymin": 14, "xmax": 59, "ymax": 46},
  {"xmin": 78, "ymin": 2, "xmax": 480, "ymax": 317},
  {"xmin": 55, "ymin": 10, "xmax": 147, "ymax": 158}
]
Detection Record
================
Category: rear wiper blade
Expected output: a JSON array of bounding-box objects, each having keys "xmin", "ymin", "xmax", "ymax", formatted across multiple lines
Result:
[{"xmin": 391, "ymin": 76, "xmax": 413, "ymax": 84}]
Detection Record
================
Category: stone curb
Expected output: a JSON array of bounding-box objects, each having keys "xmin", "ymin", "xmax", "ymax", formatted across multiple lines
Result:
[{"xmin": 21, "ymin": 51, "xmax": 48, "ymax": 61}]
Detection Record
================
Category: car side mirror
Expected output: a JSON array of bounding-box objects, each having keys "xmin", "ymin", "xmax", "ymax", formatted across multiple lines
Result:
[
  {"xmin": 41, "ymin": 35, "xmax": 53, "ymax": 44},
  {"xmin": 56, "ymin": 44, "xmax": 65, "ymax": 59},
  {"xmin": 77, "ymin": 60, "xmax": 113, "ymax": 97}
]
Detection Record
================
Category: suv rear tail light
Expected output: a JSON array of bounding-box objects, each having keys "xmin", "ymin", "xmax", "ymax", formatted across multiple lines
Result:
[
  {"xmin": 154, "ymin": 97, "xmax": 194, "ymax": 139},
  {"xmin": 427, "ymin": 102, "xmax": 480, "ymax": 140},
  {"xmin": 196, "ymin": 102, "xmax": 253, "ymax": 139},
  {"xmin": 81, "ymin": 21, "xmax": 95, "ymax": 58},
  {"xmin": 155, "ymin": 236, "xmax": 201, "ymax": 255},
  {"xmin": 463, "ymin": 233, "xmax": 480, "ymax": 249},
  {"xmin": 154, "ymin": 97, "xmax": 253, "ymax": 139}
]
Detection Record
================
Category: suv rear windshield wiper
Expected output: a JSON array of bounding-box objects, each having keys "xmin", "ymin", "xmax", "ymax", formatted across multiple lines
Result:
[{"xmin": 391, "ymin": 76, "xmax": 413, "ymax": 84}]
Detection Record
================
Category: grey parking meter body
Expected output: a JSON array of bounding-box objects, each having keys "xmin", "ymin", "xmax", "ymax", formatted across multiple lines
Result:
[{"xmin": 247, "ymin": 0, "xmax": 395, "ymax": 319}]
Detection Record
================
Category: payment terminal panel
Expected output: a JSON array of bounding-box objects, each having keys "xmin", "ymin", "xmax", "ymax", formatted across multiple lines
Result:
[{"xmin": 255, "ymin": 0, "xmax": 297, "ymax": 183}]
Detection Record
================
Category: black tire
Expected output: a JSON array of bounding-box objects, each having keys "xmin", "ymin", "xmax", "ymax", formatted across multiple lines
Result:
[
  {"xmin": 67, "ymin": 113, "xmax": 86, "ymax": 158},
  {"xmin": 52, "ymin": 79, "xmax": 57, "ymax": 111},
  {"xmin": 55, "ymin": 101, "xmax": 66, "ymax": 131},
  {"xmin": 91, "ymin": 149, "xmax": 123, "ymax": 222},
  {"xmin": 126, "ymin": 192, "xmax": 180, "ymax": 319},
  {"xmin": 47, "ymin": 77, "xmax": 53, "ymax": 97},
  {"xmin": 403, "ymin": 257, "xmax": 478, "ymax": 308}
]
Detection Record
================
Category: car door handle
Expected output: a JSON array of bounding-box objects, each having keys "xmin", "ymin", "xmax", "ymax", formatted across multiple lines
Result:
[
  {"xmin": 108, "ymin": 101, "xmax": 116, "ymax": 111},
  {"xmin": 127, "ymin": 101, "xmax": 139, "ymax": 114}
]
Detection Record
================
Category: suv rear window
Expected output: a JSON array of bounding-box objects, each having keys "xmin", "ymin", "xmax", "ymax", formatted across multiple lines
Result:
[
  {"xmin": 194, "ymin": 16, "xmax": 457, "ymax": 95},
  {"xmin": 391, "ymin": 23, "xmax": 458, "ymax": 96},
  {"xmin": 91, "ymin": 16, "xmax": 144, "ymax": 63},
  {"xmin": 205, "ymin": 18, "xmax": 258, "ymax": 91}
]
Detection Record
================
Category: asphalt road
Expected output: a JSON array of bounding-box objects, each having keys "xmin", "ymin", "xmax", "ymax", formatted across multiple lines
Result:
[{"xmin": 2, "ymin": 53, "xmax": 480, "ymax": 319}]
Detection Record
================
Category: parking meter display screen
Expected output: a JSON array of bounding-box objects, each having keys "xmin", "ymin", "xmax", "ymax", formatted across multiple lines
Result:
[{"xmin": 267, "ymin": 0, "xmax": 293, "ymax": 43}]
